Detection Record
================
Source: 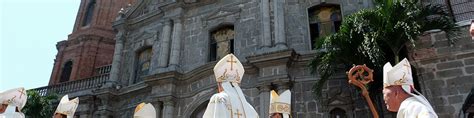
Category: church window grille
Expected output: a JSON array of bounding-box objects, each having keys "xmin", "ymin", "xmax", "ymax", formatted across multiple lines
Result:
[
  {"xmin": 209, "ymin": 26, "xmax": 235, "ymax": 61},
  {"xmin": 308, "ymin": 4, "xmax": 342, "ymax": 49},
  {"xmin": 134, "ymin": 48, "xmax": 152, "ymax": 83}
]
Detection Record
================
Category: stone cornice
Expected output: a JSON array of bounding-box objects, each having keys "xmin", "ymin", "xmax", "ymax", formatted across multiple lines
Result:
[
  {"xmin": 144, "ymin": 71, "xmax": 182, "ymax": 85},
  {"xmin": 247, "ymin": 49, "xmax": 298, "ymax": 68}
]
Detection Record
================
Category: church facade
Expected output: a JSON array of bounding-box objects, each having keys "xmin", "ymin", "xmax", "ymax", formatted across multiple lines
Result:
[
  {"xmin": 33, "ymin": 0, "xmax": 474, "ymax": 118},
  {"xmin": 104, "ymin": 0, "xmax": 379, "ymax": 117}
]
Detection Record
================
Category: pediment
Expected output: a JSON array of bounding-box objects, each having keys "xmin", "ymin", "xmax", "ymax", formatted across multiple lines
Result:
[
  {"xmin": 327, "ymin": 96, "xmax": 350, "ymax": 105},
  {"xmin": 204, "ymin": 6, "xmax": 241, "ymax": 20},
  {"xmin": 125, "ymin": 0, "xmax": 162, "ymax": 19},
  {"xmin": 135, "ymin": 31, "xmax": 155, "ymax": 40}
]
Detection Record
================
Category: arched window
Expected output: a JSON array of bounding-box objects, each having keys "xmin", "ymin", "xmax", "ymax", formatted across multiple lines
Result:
[
  {"xmin": 209, "ymin": 26, "xmax": 235, "ymax": 61},
  {"xmin": 330, "ymin": 108, "xmax": 347, "ymax": 118},
  {"xmin": 308, "ymin": 4, "xmax": 342, "ymax": 49},
  {"xmin": 82, "ymin": 0, "xmax": 96, "ymax": 26},
  {"xmin": 134, "ymin": 48, "xmax": 152, "ymax": 83},
  {"xmin": 60, "ymin": 61, "xmax": 73, "ymax": 83}
]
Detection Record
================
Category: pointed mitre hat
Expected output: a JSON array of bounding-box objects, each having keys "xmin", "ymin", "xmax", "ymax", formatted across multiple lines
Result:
[
  {"xmin": 470, "ymin": 20, "xmax": 474, "ymax": 39},
  {"xmin": 269, "ymin": 90, "xmax": 291, "ymax": 115},
  {"xmin": 55, "ymin": 95, "xmax": 79, "ymax": 118},
  {"xmin": 213, "ymin": 54, "xmax": 245, "ymax": 83},
  {"xmin": 0, "ymin": 87, "xmax": 27, "ymax": 112},
  {"xmin": 383, "ymin": 58, "xmax": 414, "ymax": 93},
  {"xmin": 134, "ymin": 102, "xmax": 156, "ymax": 118}
]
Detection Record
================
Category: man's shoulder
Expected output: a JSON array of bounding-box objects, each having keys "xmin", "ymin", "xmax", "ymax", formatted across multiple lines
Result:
[
  {"xmin": 399, "ymin": 97, "xmax": 437, "ymax": 118},
  {"xmin": 209, "ymin": 92, "xmax": 229, "ymax": 103}
]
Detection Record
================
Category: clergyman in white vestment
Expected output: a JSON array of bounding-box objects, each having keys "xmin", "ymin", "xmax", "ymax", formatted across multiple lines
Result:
[
  {"xmin": 54, "ymin": 95, "xmax": 79, "ymax": 118},
  {"xmin": 382, "ymin": 58, "xmax": 437, "ymax": 118},
  {"xmin": 203, "ymin": 54, "xmax": 259, "ymax": 118},
  {"xmin": 269, "ymin": 90, "xmax": 291, "ymax": 118},
  {"xmin": 0, "ymin": 87, "xmax": 27, "ymax": 118}
]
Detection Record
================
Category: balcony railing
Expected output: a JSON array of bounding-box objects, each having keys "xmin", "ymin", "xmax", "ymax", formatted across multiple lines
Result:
[
  {"xmin": 96, "ymin": 65, "xmax": 112, "ymax": 75},
  {"xmin": 31, "ymin": 65, "xmax": 112, "ymax": 96}
]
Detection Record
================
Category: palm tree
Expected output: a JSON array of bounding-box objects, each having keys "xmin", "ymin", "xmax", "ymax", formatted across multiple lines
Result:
[
  {"xmin": 309, "ymin": 0, "xmax": 458, "ymax": 98},
  {"xmin": 22, "ymin": 90, "xmax": 58, "ymax": 118}
]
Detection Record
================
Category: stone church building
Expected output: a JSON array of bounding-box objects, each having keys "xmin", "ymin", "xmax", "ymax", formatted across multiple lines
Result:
[{"xmin": 32, "ymin": 0, "xmax": 474, "ymax": 118}]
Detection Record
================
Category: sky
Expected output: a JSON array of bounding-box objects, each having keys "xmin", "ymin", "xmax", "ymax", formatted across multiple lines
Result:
[{"xmin": 1, "ymin": 0, "xmax": 80, "ymax": 91}]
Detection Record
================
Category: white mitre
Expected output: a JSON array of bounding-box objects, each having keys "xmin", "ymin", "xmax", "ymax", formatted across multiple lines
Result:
[
  {"xmin": 0, "ymin": 87, "xmax": 27, "ymax": 118},
  {"xmin": 0, "ymin": 87, "xmax": 27, "ymax": 111},
  {"xmin": 213, "ymin": 54, "xmax": 245, "ymax": 83},
  {"xmin": 54, "ymin": 95, "xmax": 79, "ymax": 118},
  {"xmin": 383, "ymin": 58, "xmax": 414, "ymax": 93},
  {"xmin": 270, "ymin": 90, "xmax": 291, "ymax": 118},
  {"xmin": 470, "ymin": 20, "xmax": 474, "ymax": 39},
  {"xmin": 203, "ymin": 54, "xmax": 259, "ymax": 118},
  {"xmin": 383, "ymin": 58, "xmax": 436, "ymax": 111},
  {"xmin": 133, "ymin": 102, "xmax": 156, "ymax": 118}
]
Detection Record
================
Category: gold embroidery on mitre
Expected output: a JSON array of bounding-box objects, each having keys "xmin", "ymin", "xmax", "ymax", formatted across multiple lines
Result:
[
  {"xmin": 56, "ymin": 112, "xmax": 68, "ymax": 116},
  {"xmin": 235, "ymin": 70, "xmax": 241, "ymax": 83},
  {"xmin": 217, "ymin": 69, "xmax": 228, "ymax": 82},
  {"xmin": 393, "ymin": 73, "xmax": 407, "ymax": 85},
  {"xmin": 134, "ymin": 103, "xmax": 145, "ymax": 113},
  {"xmin": 270, "ymin": 102, "xmax": 291, "ymax": 114}
]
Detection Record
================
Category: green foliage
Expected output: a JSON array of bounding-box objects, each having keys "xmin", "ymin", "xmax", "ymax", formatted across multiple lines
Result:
[
  {"xmin": 22, "ymin": 91, "xmax": 58, "ymax": 118},
  {"xmin": 310, "ymin": 0, "xmax": 458, "ymax": 98}
]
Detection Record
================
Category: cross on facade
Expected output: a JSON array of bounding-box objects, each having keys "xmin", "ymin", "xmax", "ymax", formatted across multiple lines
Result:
[
  {"xmin": 227, "ymin": 55, "xmax": 237, "ymax": 70},
  {"xmin": 234, "ymin": 109, "xmax": 243, "ymax": 118}
]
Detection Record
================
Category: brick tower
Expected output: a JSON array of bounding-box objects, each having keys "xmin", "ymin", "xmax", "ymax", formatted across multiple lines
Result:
[{"xmin": 49, "ymin": 0, "xmax": 134, "ymax": 85}]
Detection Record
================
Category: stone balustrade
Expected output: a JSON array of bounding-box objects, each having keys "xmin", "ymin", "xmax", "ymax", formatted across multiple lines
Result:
[{"xmin": 31, "ymin": 65, "xmax": 111, "ymax": 96}]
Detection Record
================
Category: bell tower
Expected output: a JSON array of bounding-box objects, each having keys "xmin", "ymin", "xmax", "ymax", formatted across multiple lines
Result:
[{"xmin": 49, "ymin": 0, "xmax": 134, "ymax": 85}]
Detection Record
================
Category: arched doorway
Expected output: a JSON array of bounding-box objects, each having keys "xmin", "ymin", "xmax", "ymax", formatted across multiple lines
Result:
[
  {"xmin": 330, "ymin": 108, "xmax": 347, "ymax": 118},
  {"xmin": 190, "ymin": 100, "xmax": 209, "ymax": 118}
]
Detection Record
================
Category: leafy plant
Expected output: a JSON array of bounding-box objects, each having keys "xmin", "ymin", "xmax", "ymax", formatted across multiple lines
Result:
[
  {"xmin": 310, "ymin": 0, "xmax": 458, "ymax": 98},
  {"xmin": 22, "ymin": 90, "xmax": 58, "ymax": 118}
]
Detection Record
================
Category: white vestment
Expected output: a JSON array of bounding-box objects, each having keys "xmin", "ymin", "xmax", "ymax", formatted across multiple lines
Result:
[
  {"xmin": 203, "ymin": 54, "xmax": 259, "ymax": 118},
  {"xmin": 397, "ymin": 96, "xmax": 437, "ymax": 118},
  {"xmin": 203, "ymin": 82, "xmax": 259, "ymax": 118},
  {"xmin": 0, "ymin": 105, "xmax": 25, "ymax": 118}
]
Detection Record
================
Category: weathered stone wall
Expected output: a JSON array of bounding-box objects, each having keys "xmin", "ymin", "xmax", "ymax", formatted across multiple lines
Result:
[
  {"xmin": 411, "ymin": 25, "xmax": 474, "ymax": 117},
  {"xmin": 108, "ymin": 0, "xmax": 376, "ymax": 117},
  {"xmin": 61, "ymin": 0, "xmax": 385, "ymax": 117}
]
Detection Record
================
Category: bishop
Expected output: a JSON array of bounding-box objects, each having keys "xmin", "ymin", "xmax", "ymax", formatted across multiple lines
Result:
[
  {"xmin": 54, "ymin": 95, "xmax": 79, "ymax": 118},
  {"xmin": 382, "ymin": 58, "xmax": 437, "ymax": 118},
  {"xmin": 0, "ymin": 87, "xmax": 27, "ymax": 118},
  {"xmin": 203, "ymin": 54, "xmax": 259, "ymax": 118}
]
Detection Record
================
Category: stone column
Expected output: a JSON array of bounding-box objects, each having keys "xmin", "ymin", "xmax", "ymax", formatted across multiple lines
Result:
[
  {"xmin": 258, "ymin": 85, "xmax": 271, "ymax": 118},
  {"xmin": 261, "ymin": 0, "xmax": 272, "ymax": 48},
  {"xmin": 169, "ymin": 18, "xmax": 182, "ymax": 68},
  {"xmin": 274, "ymin": 0, "xmax": 287, "ymax": 49},
  {"xmin": 159, "ymin": 20, "xmax": 173, "ymax": 68},
  {"xmin": 152, "ymin": 101, "xmax": 163, "ymax": 118},
  {"xmin": 108, "ymin": 30, "xmax": 125, "ymax": 86},
  {"xmin": 162, "ymin": 99, "xmax": 175, "ymax": 118}
]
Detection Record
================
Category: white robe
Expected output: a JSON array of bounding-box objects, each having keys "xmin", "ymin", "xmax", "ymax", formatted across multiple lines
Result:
[
  {"xmin": 203, "ymin": 82, "xmax": 259, "ymax": 118},
  {"xmin": 397, "ymin": 96, "xmax": 438, "ymax": 118},
  {"xmin": 0, "ymin": 105, "xmax": 25, "ymax": 118}
]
